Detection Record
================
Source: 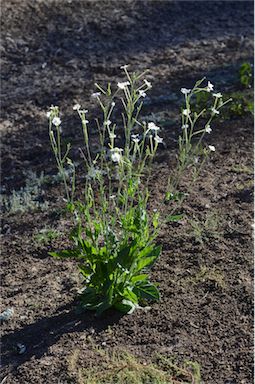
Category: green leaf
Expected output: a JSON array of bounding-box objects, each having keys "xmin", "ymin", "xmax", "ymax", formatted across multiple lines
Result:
[
  {"xmin": 94, "ymin": 222, "xmax": 101, "ymax": 239},
  {"xmin": 78, "ymin": 264, "xmax": 92, "ymax": 277},
  {"xmin": 136, "ymin": 256, "xmax": 157, "ymax": 272},
  {"xmin": 152, "ymin": 212, "xmax": 160, "ymax": 229},
  {"xmin": 85, "ymin": 228, "xmax": 93, "ymax": 239},
  {"xmin": 123, "ymin": 288, "xmax": 138, "ymax": 304},
  {"xmin": 131, "ymin": 274, "xmax": 148, "ymax": 284},
  {"xmin": 138, "ymin": 245, "xmax": 161, "ymax": 260},
  {"xmin": 66, "ymin": 202, "xmax": 75, "ymax": 212},
  {"xmin": 79, "ymin": 287, "xmax": 98, "ymax": 308},
  {"xmin": 49, "ymin": 249, "xmax": 80, "ymax": 259},
  {"xmin": 114, "ymin": 299, "xmax": 138, "ymax": 314},
  {"xmin": 116, "ymin": 239, "xmax": 138, "ymax": 268},
  {"xmin": 166, "ymin": 214, "xmax": 183, "ymax": 222},
  {"xmin": 96, "ymin": 300, "xmax": 112, "ymax": 316},
  {"xmin": 165, "ymin": 192, "xmax": 184, "ymax": 202},
  {"xmin": 116, "ymin": 245, "xmax": 132, "ymax": 266},
  {"xmin": 133, "ymin": 281, "xmax": 160, "ymax": 301},
  {"xmin": 133, "ymin": 245, "xmax": 161, "ymax": 273}
]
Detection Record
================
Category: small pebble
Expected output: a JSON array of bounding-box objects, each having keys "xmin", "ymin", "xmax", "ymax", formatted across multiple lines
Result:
[
  {"xmin": 17, "ymin": 343, "xmax": 26, "ymax": 355},
  {"xmin": 0, "ymin": 308, "xmax": 14, "ymax": 322}
]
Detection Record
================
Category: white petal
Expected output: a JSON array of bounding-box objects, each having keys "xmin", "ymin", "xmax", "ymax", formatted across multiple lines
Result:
[{"xmin": 52, "ymin": 117, "xmax": 61, "ymax": 126}]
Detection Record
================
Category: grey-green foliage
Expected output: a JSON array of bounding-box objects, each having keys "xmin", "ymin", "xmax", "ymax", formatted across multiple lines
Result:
[{"xmin": 1, "ymin": 171, "xmax": 49, "ymax": 214}]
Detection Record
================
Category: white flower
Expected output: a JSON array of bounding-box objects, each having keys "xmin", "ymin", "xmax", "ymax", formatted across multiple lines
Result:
[
  {"xmin": 73, "ymin": 103, "xmax": 81, "ymax": 111},
  {"xmin": 181, "ymin": 88, "xmax": 191, "ymax": 95},
  {"xmin": 182, "ymin": 109, "xmax": 190, "ymax": 116},
  {"xmin": 182, "ymin": 124, "xmax": 189, "ymax": 129},
  {"xmin": 154, "ymin": 135, "xmax": 163, "ymax": 144},
  {"xmin": 208, "ymin": 145, "xmax": 216, "ymax": 152},
  {"xmin": 104, "ymin": 120, "xmax": 111, "ymax": 126},
  {"xmin": 111, "ymin": 152, "xmax": 121, "ymax": 163},
  {"xmin": 213, "ymin": 92, "xmax": 222, "ymax": 98},
  {"xmin": 111, "ymin": 101, "xmax": 116, "ymax": 107},
  {"xmin": 91, "ymin": 92, "xmax": 101, "ymax": 98},
  {"xmin": 144, "ymin": 79, "xmax": 152, "ymax": 88},
  {"xmin": 46, "ymin": 111, "xmax": 51, "ymax": 118},
  {"xmin": 117, "ymin": 81, "xmax": 130, "ymax": 89},
  {"xmin": 194, "ymin": 157, "xmax": 199, "ymax": 164},
  {"xmin": 52, "ymin": 116, "xmax": 61, "ymax": 126},
  {"xmin": 109, "ymin": 195, "xmax": 116, "ymax": 199},
  {"xmin": 110, "ymin": 148, "xmax": 123, "ymax": 163},
  {"xmin": 109, "ymin": 132, "xmax": 116, "ymax": 139},
  {"xmin": 205, "ymin": 125, "xmax": 212, "ymax": 133},
  {"xmin": 132, "ymin": 134, "xmax": 140, "ymax": 143},
  {"xmin": 138, "ymin": 90, "xmax": 146, "ymax": 98},
  {"xmin": 148, "ymin": 122, "xmax": 160, "ymax": 132},
  {"xmin": 211, "ymin": 108, "xmax": 219, "ymax": 115},
  {"xmin": 207, "ymin": 81, "xmax": 214, "ymax": 92},
  {"xmin": 120, "ymin": 64, "xmax": 129, "ymax": 70},
  {"xmin": 80, "ymin": 109, "xmax": 88, "ymax": 114}
]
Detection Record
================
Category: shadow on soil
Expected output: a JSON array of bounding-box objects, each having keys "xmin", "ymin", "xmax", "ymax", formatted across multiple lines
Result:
[
  {"xmin": 2, "ymin": 302, "xmax": 123, "ymax": 370},
  {"xmin": 2, "ymin": 1, "xmax": 253, "ymax": 65}
]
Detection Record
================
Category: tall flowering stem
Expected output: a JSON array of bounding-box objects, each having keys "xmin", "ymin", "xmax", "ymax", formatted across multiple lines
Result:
[{"xmin": 166, "ymin": 79, "xmax": 231, "ymax": 201}]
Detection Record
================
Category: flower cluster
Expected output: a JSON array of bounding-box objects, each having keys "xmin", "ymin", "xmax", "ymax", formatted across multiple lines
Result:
[
  {"xmin": 117, "ymin": 81, "xmax": 130, "ymax": 90},
  {"xmin": 178, "ymin": 78, "xmax": 231, "ymax": 162},
  {"xmin": 110, "ymin": 147, "xmax": 123, "ymax": 163}
]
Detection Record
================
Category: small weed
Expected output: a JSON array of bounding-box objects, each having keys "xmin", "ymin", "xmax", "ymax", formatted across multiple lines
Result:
[
  {"xmin": 227, "ymin": 91, "xmax": 254, "ymax": 117},
  {"xmin": 192, "ymin": 64, "xmax": 254, "ymax": 118},
  {"xmin": 194, "ymin": 89, "xmax": 253, "ymax": 119},
  {"xmin": 189, "ymin": 212, "xmax": 221, "ymax": 245},
  {"xmin": 239, "ymin": 62, "xmax": 253, "ymax": 88},
  {"xmin": 230, "ymin": 164, "xmax": 253, "ymax": 175},
  {"xmin": 235, "ymin": 179, "xmax": 253, "ymax": 191},
  {"xmin": 34, "ymin": 228, "xmax": 61, "ymax": 245},
  {"xmin": 186, "ymin": 266, "xmax": 225, "ymax": 289},
  {"xmin": 106, "ymin": 325, "xmax": 113, "ymax": 336},
  {"xmin": 67, "ymin": 348, "xmax": 201, "ymax": 384}
]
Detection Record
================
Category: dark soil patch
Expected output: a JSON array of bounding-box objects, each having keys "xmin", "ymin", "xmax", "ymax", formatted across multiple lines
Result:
[{"xmin": 1, "ymin": 1, "xmax": 254, "ymax": 383}]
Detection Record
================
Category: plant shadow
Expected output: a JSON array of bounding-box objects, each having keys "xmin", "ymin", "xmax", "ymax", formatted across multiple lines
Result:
[{"xmin": 2, "ymin": 301, "xmax": 123, "ymax": 372}]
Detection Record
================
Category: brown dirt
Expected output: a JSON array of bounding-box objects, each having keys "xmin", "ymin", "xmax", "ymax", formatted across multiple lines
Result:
[{"xmin": 1, "ymin": 1, "xmax": 254, "ymax": 383}]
